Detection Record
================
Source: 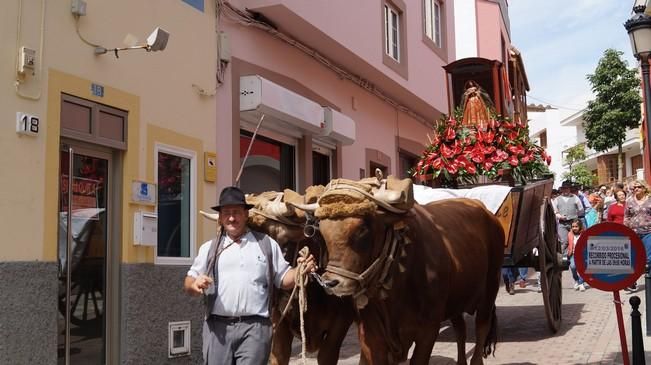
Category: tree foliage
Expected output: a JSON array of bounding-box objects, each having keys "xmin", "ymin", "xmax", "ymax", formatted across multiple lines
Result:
[
  {"xmin": 562, "ymin": 163, "xmax": 595, "ymax": 188},
  {"xmin": 583, "ymin": 49, "xmax": 641, "ymax": 152},
  {"xmin": 564, "ymin": 144, "xmax": 587, "ymax": 168}
]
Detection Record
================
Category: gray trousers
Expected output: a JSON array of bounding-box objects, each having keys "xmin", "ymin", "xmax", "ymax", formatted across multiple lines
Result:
[
  {"xmin": 202, "ymin": 316, "xmax": 272, "ymax": 365},
  {"xmin": 558, "ymin": 221, "xmax": 571, "ymax": 256}
]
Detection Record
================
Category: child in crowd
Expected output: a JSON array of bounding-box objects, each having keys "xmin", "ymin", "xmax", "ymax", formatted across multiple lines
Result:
[{"xmin": 568, "ymin": 219, "xmax": 586, "ymax": 292}]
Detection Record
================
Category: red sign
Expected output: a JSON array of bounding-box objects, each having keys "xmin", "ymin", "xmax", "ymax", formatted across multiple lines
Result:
[
  {"xmin": 60, "ymin": 175, "xmax": 100, "ymax": 213},
  {"xmin": 574, "ymin": 222, "xmax": 645, "ymax": 291}
]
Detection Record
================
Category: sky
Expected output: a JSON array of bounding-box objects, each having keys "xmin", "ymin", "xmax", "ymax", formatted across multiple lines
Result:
[{"xmin": 508, "ymin": 0, "xmax": 638, "ymax": 113}]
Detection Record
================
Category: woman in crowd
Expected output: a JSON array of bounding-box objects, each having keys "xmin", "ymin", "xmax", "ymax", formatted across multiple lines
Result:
[
  {"xmin": 607, "ymin": 189, "xmax": 626, "ymax": 224},
  {"xmin": 624, "ymin": 180, "xmax": 651, "ymax": 291}
]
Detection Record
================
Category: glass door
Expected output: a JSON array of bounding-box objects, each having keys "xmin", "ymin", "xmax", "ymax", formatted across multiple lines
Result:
[{"xmin": 57, "ymin": 144, "xmax": 110, "ymax": 365}]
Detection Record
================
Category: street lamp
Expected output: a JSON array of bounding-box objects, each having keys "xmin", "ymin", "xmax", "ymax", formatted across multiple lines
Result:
[
  {"xmin": 625, "ymin": 4, "xmax": 651, "ymax": 170},
  {"xmin": 625, "ymin": 2, "xmax": 651, "ymax": 340}
]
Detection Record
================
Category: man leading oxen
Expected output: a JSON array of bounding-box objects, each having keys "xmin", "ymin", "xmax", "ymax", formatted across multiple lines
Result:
[
  {"xmin": 297, "ymin": 176, "xmax": 504, "ymax": 365},
  {"xmin": 199, "ymin": 187, "xmax": 355, "ymax": 365}
]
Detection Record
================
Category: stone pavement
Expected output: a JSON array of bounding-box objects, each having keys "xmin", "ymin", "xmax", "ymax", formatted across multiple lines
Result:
[{"xmin": 288, "ymin": 271, "xmax": 651, "ymax": 364}]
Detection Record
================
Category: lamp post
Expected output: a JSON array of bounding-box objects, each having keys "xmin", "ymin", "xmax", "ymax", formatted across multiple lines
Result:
[{"xmin": 625, "ymin": 2, "xmax": 651, "ymax": 338}]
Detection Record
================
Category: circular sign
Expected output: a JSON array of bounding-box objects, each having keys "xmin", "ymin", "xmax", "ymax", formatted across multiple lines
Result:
[{"xmin": 574, "ymin": 222, "xmax": 646, "ymax": 291}]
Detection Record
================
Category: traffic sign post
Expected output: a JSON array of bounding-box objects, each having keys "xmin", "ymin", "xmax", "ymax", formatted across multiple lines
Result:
[{"xmin": 574, "ymin": 222, "xmax": 646, "ymax": 365}]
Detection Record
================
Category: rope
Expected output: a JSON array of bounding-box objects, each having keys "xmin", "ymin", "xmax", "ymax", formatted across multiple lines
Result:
[{"xmin": 273, "ymin": 246, "xmax": 310, "ymax": 364}]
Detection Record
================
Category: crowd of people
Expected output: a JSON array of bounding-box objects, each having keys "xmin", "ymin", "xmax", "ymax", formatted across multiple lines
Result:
[
  {"xmin": 551, "ymin": 179, "xmax": 651, "ymax": 293},
  {"xmin": 503, "ymin": 179, "xmax": 651, "ymax": 295}
]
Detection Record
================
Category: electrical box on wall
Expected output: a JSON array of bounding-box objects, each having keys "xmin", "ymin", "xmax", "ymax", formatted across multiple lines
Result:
[
  {"xmin": 218, "ymin": 32, "xmax": 230, "ymax": 62},
  {"xmin": 134, "ymin": 211, "xmax": 157, "ymax": 246},
  {"xmin": 71, "ymin": 0, "xmax": 87, "ymax": 16},
  {"xmin": 18, "ymin": 47, "xmax": 36, "ymax": 75}
]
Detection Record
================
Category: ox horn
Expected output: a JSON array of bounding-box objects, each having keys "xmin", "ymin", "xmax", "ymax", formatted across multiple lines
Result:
[
  {"xmin": 199, "ymin": 210, "xmax": 219, "ymax": 221},
  {"xmin": 373, "ymin": 189, "xmax": 402, "ymax": 204},
  {"xmin": 264, "ymin": 194, "xmax": 296, "ymax": 217},
  {"xmin": 287, "ymin": 202, "xmax": 319, "ymax": 212}
]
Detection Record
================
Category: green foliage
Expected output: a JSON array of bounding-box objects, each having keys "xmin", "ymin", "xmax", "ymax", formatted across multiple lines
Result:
[
  {"xmin": 564, "ymin": 144, "xmax": 586, "ymax": 165},
  {"xmin": 562, "ymin": 163, "xmax": 596, "ymax": 188},
  {"xmin": 583, "ymin": 49, "xmax": 642, "ymax": 153}
]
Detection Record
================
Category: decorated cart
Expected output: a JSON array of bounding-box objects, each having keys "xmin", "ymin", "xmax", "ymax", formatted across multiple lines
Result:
[{"xmin": 412, "ymin": 57, "xmax": 566, "ymax": 332}]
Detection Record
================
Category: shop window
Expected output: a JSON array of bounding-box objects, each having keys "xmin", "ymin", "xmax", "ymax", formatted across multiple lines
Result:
[
  {"xmin": 156, "ymin": 146, "xmax": 195, "ymax": 264},
  {"xmin": 313, "ymin": 151, "xmax": 331, "ymax": 186},
  {"xmin": 239, "ymin": 131, "xmax": 295, "ymax": 193}
]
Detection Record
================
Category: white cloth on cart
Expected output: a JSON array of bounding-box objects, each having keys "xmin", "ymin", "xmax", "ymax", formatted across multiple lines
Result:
[{"xmin": 413, "ymin": 184, "xmax": 512, "ymax": 214}]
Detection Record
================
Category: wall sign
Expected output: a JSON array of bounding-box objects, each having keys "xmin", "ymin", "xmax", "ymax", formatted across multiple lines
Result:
[
  {"xmin": 204, "ymin": 152, "xmax": 217, "ymax": 182},
  {"xmin": 16, "ymin": 112, "xmax": 40, "ymax": 136},
  {"xmin": 131, "ymin": 180, "xmax": 156, "ymax": 205},
  {"xmin": 91, "ymin": 83, "xmax": 104, "ymax": 97}
]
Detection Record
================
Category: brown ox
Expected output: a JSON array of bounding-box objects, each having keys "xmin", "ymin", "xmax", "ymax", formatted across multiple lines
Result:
[{"xmin": 311, "ymin": 197, "xmax": 504, "ymax": 365}]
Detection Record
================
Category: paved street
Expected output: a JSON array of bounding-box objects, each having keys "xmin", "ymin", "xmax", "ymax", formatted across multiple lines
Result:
[{"xmin": 288, "ymin": 271, "xmax": 651, "ymax": 364}]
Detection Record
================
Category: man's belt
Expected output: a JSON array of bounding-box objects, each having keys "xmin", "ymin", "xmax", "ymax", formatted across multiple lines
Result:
[{"xmin": 208, "ymin": 314, "xmax": 267, "ymax": 323}]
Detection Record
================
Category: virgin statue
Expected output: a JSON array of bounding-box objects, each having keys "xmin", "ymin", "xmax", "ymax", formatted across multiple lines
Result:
[{"xmin": 460, "ymin": 80, "xmax": 494, "ymax": 130}]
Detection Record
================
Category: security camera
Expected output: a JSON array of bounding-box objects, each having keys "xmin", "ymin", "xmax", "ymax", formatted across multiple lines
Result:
[
  {"xmin": 94, "ymin": 26, "xmax": 170, "ymax": 58},
  {"xmin": 146, "ymin": 27, "xmax": 169, "ymax": 52}
]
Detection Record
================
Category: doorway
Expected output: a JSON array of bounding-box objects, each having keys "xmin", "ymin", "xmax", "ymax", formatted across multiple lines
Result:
[{"xmin": 57, "ymin": 142, "xmax": 112, "ymax": 364}]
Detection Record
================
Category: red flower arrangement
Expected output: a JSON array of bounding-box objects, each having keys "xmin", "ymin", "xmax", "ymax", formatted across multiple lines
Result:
[{"xmin": 412, "ymin": 113, "xmax": 551, "ymax": 186}]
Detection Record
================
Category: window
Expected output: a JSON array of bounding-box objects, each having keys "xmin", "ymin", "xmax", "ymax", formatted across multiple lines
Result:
[
  {"xmin": 631, "ymin": 154, "xmax": 643, "ymax": 176},
  {"xmin": 239, "ymin": 131, "xmax": 296, "ymax": 193},
  {"xmin": 312, "ymin": 147, "xmax": 331, "ymax": 186},
  {"xmin": 539, "ymin": 131, "xmax": 547, "ymax": 149},
  {"xmin": 384, "ymin": 4, "xmax": 400, "ymax": 61},
  {"xmin": 156, "ymin": 145, "xmax": 196, "ymax": 264},
  {"xmin": 424, "ymin": 0, "xmax": 442, "ymax": 47},
  {"xmin": 398, "ymin": 151, "xmax": 418, "ymax": 180},
  {"xmin": 61, "ymin": 93, "xmax": 127, "ymax": 150}
]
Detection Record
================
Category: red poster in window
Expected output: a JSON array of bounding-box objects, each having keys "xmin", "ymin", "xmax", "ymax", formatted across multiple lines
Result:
[{"xmin": 61, "ymin": 175, "xmax": 100, "ymax": 216}]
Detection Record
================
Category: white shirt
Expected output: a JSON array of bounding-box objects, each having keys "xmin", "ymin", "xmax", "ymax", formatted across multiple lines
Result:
[{"xmin": 187, "ymin": 231, "xmax": 290, "ymax": 317}]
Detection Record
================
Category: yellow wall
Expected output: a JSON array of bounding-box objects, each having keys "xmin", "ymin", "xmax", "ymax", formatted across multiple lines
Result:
[{"xmin": 1, "ymin": 0, "xmax": 217, "ymax": 261}]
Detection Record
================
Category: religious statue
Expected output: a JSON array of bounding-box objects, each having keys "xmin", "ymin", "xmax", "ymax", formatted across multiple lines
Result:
[{"xmin": 460, "ymin": 80, "xmax": 494, "ymax": 130}]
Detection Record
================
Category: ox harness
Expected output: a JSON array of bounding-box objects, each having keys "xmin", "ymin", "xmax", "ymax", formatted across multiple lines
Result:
[
  {"xmin": 323, "ymin": 222, "xmax": 410, "ymax": 309},
  {"xmin": 310, "ymin": 177, "xmax": 413, "ymax": 309}
]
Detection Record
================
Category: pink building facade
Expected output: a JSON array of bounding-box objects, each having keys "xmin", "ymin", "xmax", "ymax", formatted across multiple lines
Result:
[{"xmin": 214, "ymin": 0, "xmax": 459, "ymax": 192}]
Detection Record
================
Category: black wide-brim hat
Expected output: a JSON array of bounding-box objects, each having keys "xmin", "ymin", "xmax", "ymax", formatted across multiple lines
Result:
[
  {"xmin": 560, "ymin": 180, "xmax": 574, "ymax": 188},
  {"xmin": 211, "ymin": 186, "xmax": 254, "ymax": 211}
]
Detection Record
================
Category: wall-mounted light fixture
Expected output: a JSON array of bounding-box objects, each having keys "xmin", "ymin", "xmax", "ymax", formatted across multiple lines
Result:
[{"xmin": 95, "ymin": 27, "xmax": 169, "ymax": 58}]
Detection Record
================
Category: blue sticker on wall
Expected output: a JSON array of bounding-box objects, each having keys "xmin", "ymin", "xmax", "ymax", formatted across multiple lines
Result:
[{"xmin": 182, "ymin": 0, "xmax": 204, "ymax": 12}]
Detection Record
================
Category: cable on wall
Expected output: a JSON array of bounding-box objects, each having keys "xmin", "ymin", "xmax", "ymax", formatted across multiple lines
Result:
[{"xmin": 14, "ymin": 0, "xmax": 46, "ymax": 100}]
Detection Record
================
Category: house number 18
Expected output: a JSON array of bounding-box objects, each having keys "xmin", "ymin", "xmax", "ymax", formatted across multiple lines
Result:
[{"xmin": 16, "ymin": 112, "xmax": 40, "ymax": 136}]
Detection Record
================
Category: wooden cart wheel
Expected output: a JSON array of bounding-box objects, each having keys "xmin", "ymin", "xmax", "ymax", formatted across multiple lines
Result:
[{"xmin": 539, "ymin": 199, "xmax": 562, "ymax": 333}]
